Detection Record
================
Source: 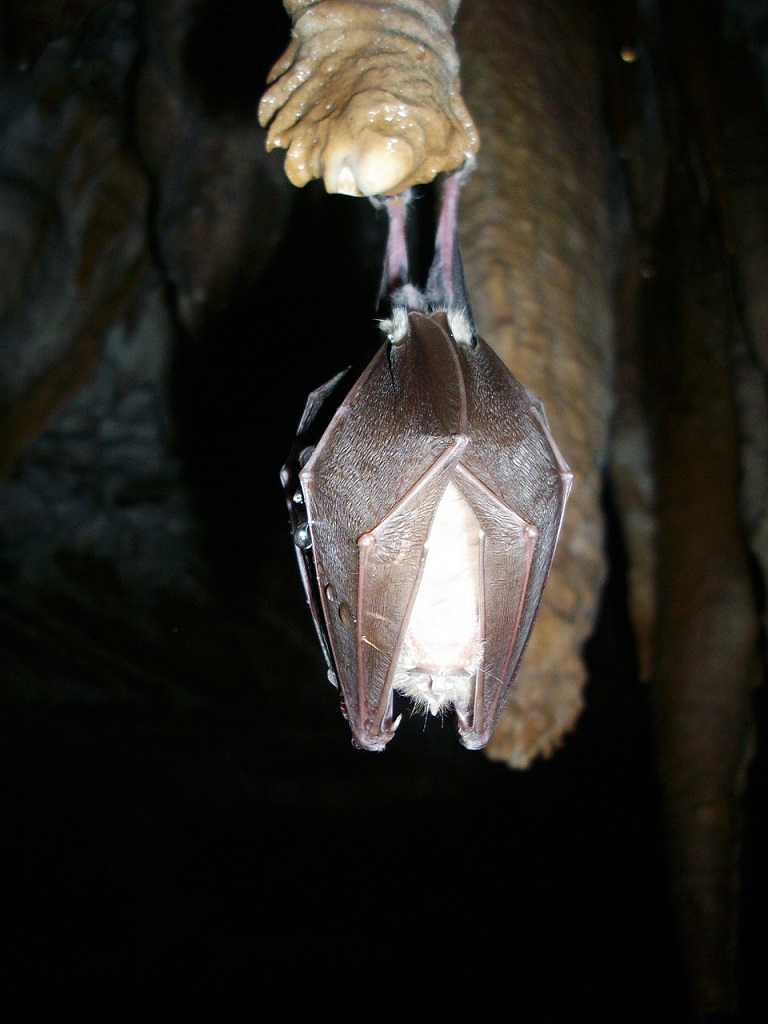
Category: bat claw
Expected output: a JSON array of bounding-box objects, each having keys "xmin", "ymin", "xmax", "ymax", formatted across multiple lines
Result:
[{"xmin": 352, "ymin": 712, "xmax": 401, "ymax": 752}]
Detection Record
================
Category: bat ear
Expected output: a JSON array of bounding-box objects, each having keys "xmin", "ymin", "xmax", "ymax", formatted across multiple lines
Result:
[{"xmin": 425, "ymin": 163, "xmax": 476, "ymax": 336}]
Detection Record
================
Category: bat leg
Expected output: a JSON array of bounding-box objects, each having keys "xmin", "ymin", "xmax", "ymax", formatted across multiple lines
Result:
[
  {"xmin": 376, "ymin": 191, "xmax": 409, "ymax": 298},
  {"xmin": 375, "ymin": 157, "xmax": 476, "ymax": 325},
  {"xmin": 373, "ymin": 191, "xmax": 423, "ymax": 320},
  {"xmin": 425, "ymin": 162, "xmax": 476, "ymax": 336}
]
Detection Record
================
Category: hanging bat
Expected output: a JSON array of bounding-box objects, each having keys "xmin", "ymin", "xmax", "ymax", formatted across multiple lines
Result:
[{"xmin": 281, "ymin": 169, "xmax": 572, "ymax": 751}]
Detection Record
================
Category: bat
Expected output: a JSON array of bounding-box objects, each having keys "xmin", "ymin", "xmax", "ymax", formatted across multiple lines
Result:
[{"xmin": 281, "ymin": 168, "xmax": 572, "ymax": 751}]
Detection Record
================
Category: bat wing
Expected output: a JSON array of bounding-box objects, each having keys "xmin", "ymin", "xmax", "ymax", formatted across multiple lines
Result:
[
  {"xmin": 284, "ymin": 308, "xmax": 572, "ymax": 752},
  {"xmin": 448, "ymin": 312, "xmax": 573, "ymax": 747},
  {"xmin": 286, "ymin": 311, "xmax": 470, "ymax": 750}
]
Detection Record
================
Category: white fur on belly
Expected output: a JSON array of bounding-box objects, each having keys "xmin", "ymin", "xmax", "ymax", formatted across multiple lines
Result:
[{"xmin": 392, "ymin": 481, "xmax": 482, "ymax": 716}]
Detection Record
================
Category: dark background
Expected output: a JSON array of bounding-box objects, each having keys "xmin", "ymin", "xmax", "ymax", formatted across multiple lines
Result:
[{"xmin": 0, "ymin": 1, "xmax": 765, "ymax": 1018}]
